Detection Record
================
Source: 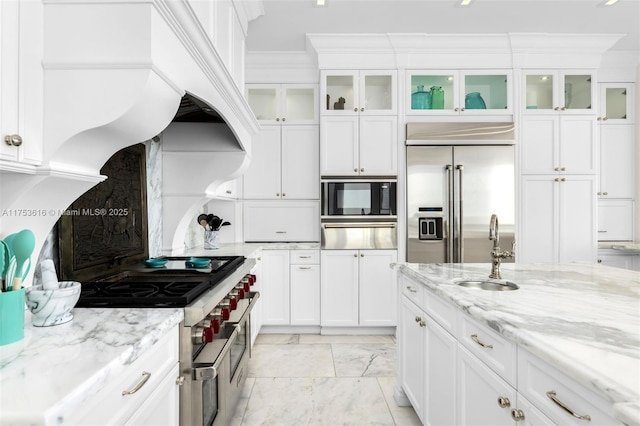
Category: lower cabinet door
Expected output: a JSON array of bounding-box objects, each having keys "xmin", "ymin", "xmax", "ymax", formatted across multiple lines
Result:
[
  {"xmin": 425, "ymin": 314, "xmax": 457, "ymax": 426},
  {"xmin": 261, "ymin": 250, "xmax": 290, "ymax": 325},
  {"xmin": 400, "ymin": 296, "xmax": 426, "ymax": 422},
  {"xmin": 290, "ymin": 264, "xmax": 320, "ymax": 325},
  {"xmin": 321, "ymin": 250, "xmax": 359, "ymax": 326},
  {"xmin": 457, "ymin": 346, "xmax": 516, "ymax": 426},
  {"xmin": 125, "ymin": 363, "xmax": 180, "ymax": 426},
  {"xmin": 358, "ymin": 250, "xmax": 397, "ymax": 326}
]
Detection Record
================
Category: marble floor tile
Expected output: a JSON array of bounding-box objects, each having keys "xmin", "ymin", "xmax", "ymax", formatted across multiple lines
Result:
[
  {"xmin": 300, "ymin": 334, "xmax": 395, "ymax": 344},
  {"xmin": 241, "ymin": 377, "xmax": 395, "ymax": 426},
  {"xmin": 229, "ymin": 378, "xmax": 255, "ymax": 426},
  {"xmin": 331, "ymin": 343, "xmax": 397, "ymax": 377},
  {"xmin": 248, "ymin": 344, "xmax": 335, "ymax": 378},
  {"xmin": 376, "ymin": 376, "xmax": 423, "ymax": 426}
]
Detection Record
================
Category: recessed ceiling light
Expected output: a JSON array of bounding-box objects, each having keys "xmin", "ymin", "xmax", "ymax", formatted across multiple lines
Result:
[
  {"xmin": 603, "ymin": 0, "xmax": 619, "ymax": 5},
  {"xmin": 459, "ymin": 0, "xmax": 473, "ymax": 5},
  {"xmin": 315, "ymin": 0, "xmax": 326, "ymax": 6}
]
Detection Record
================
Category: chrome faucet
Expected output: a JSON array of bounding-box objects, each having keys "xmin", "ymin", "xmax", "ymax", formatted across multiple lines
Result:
[{"xmin": 488, "ymin": 214, "xmax": 515, "ymax": 279}]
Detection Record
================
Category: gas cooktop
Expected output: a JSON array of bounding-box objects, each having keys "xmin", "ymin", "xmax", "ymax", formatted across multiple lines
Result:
[{"xmin": 75, "ymin": 255, "xmax": 245, "ymax": 308}]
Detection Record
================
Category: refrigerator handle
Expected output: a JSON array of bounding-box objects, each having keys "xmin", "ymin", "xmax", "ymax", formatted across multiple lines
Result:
[
  {"xmin": 456, "ymin": 165, "xmax": 464, "ymax": 263},
  {"xmin": 446, "ymin": 164, "xmax": 454, "ymax": 263}
]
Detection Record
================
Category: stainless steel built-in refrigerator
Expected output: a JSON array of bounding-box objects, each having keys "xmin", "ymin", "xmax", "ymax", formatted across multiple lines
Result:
[{"xmin": 406, "ymin": 123, "xmax": 515, "ymax": 263}]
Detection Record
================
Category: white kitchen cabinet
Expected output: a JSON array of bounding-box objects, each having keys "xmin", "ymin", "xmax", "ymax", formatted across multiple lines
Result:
[
  {"xmin": 400, "ymin": 296, "xmax": 426, "ymax": 422},
  {"xmin": 598, "ymin": 200, "xmax": 635, "ymax": 241},
  {"xmin": 65, "ymin": 327, "xmax": 179, "ymax": 425},
  {"xmin": 407, "ymin": 69, "xmax": 512, "ymax": 115},
  {"xmin": 598, "ymin": 124, "xmax": 635, "ymax": 199},
  {"xmin": 260, "ymin": 250, "xmax": 290, "ymax": 325},
  {"xmin": 520, "ymin": 175, "xmax": 597, "ymax": 263},
  {"xmin": 289, "ymin": 250, "xmax": 320, "ymax": 326},
  {"xmin": 243, "ymin": 125, "xmax": 319, "ymax": 200},
  {"xmin": 213, "ymin": 178, "xmax": 240, "ymax": 199},
  {"xmin": 259, "ymin": 249, "xmax": 320, "ymax": 328},
  {"xmin": 124, "ymin": 363, "xmax": 180, "ymax": 426},
  {"xmin": 0, "ymin": 1, "xmax": 43, "ymax": 169},
  {"xmin": 598, "ymin": 83, "xmax": 634, "ymax": 124},
  {"xmin": 320, "ymin": 249, "xmax": 397, "ymax": 328},
  {"xmin": 518, "ymin": 347, "xmax": 622, "ymax": 425},
  {"xmin": 321, "ymin": 70, "xmax": 396, "ymax": 115},
  {"xmin": 250, "ymin": 252, "xmax": 263, "ymax": 345},
  {"xmin": 243, "ymin": 201, "xmax": 320, "ymax": 242},
  {"xmin": 246, "ymin": 83, "xmax": 318, "ymax": 125},
  {"xmin": 458, "ymin": 346, "xmax": 516, "ymax": 426},
  {"xmin": 521, "ymin": 115, "xmax": 596, "ymax": 175},
  {"xmin": 320, "ymin": 115, "xmax": 397, "ymax": 176},
  {"xmin": 523, "ymin": 70, "xmax": 595, "ymax": 115},
  {"xmin": 598, "ymin": 249, "xmax": 640, "ymax": 271}
]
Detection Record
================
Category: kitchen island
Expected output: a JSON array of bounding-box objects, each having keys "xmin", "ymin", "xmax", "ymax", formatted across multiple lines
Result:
[
  {"xmin": 394, "ymin": 262, "xmax": 640, "ymax": 426},
  {"xmin": 0, "ymin": 307, "xmax": 183, "ymax": 425}
]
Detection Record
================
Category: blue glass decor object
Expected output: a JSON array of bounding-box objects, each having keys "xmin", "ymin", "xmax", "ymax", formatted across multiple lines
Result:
[
  {"xmin": 411, "ymin": 85, "xmax": 432, "ymax": 110},
  {"xmin": 465, "ymin": 92, "xmax": 487, "ymax": 109}
]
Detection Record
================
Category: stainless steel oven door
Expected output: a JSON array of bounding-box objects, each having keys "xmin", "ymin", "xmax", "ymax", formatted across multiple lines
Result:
[
  {"xmin": 191, "ymin": 325, "xmax": 240, "ymax": 426},
  {"xmin": 321, "ymin": 222, "xmax": 397, "ymax": 250}
]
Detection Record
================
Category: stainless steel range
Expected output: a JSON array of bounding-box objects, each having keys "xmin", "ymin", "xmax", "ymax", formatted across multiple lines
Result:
[{"xmin": 74, "ymin": 255, "xmax": 260, "ymax": 426}]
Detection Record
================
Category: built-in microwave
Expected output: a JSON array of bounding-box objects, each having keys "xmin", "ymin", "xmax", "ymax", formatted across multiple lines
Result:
[{"xmin": 321, "ymin": 178, "xmax": 397, "ymax": 219}]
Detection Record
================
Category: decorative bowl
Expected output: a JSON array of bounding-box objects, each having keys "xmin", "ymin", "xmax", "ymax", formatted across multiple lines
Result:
[
  {"xmin": 187, "ymin": 257, "xmax": 210, "ymax": 268},
  {"xmin": 25, "ymin": 281, "xmax": 81, "ymax": 327},
  {"xmin": 144, "ymin": 258, "xmax": 168, "ymax": 268}
]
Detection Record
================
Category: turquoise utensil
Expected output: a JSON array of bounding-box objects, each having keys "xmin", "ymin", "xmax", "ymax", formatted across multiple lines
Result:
[
  {"xmin": 0, "ymin": 241, "xmax": 6, "ymax": 291},
  {"xmin": 11, "ymin": 229, "xmax": 36, "ymax": 289}
]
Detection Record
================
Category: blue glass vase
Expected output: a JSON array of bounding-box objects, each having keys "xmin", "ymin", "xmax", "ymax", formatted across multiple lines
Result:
[
  {"xmin": 465, "ymin": 92, "xmax": 487, "ymax": 109},
  {"xmin": 411, "ymin": 85, "xmax": 432, "ymax": 110}
]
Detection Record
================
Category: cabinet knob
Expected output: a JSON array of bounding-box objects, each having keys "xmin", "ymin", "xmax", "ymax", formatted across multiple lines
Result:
[
  {"xmin": 554, "ymin": 178, "xmax": 560, "ymax": 182},
  {"xmin": 360, "ymin": 108, "xmax": 365, "ymax": 112},
  {"xmin": 560, "ymin": 167, "xmax": 565, "ymax": 171},
  {"xmin": 354, "ymin": 108, "xmax": 358, "ymax": 112},
  {"xmin": 603, "ymin": 116, "xmax": 608, "ymax": 121},
  {"xmin": 176, "ymin": 376, "xmax": 185, "ymax": 386},
  {"xmin": 415, "ymin": 316, "xmax": 422, "ymax": 323},
  {"xmin": 597, "ymin": 192, "xmax": 602, "ymax": 195},
  {"xmin": 554, "ymin": 167, "xmax": 560, "ymax": 171},
  {"xmin": 597, "ymin": 117, "xmax": 602, "ymax": 121},
  {"xmin": 602, "ymin": 191, "xmax": 608, "ymax": 195},
  {"xmin": 360, "ymin": 253, "xmax": 364, "ymax": 257},
  {"xmin": 4, "ymin": 134, "xmax": 22, "ymax": 146},
  {"xmin": 360, "ymin": 168, "xmax": 364, "ymax": 172},
  {"xmin": 276, "ymin": 117, "xmax": 280, "ymax": 122},
  {"xmin": 282, "ymin": 117, "xmax": 286, "ymax": 122},
  {"xmin": 497, "ymin": 396, "xmax": 511, "ymax": 408},
  {"xmin": 454, "ymin": 107, "xmax": 460, "ymax": 112},
  {"xmin": 354, "ymin": 168, "xmax": 358, "ymax": 172},
  {"xmin": 282, "ymin": 193, "xmax": 286, "ymax": 197},
  {"xmin": 226, "ymin": 190, "xmax": 232, "ymax": 194},
  {"xmin": 561, "ymin": 178, "xmax": 566, "ymax": 182},
  {"xmin": 561, "ymin": 106, "xmax": 567, "ymax": 111},
  {"xmin": 460, "ymin": 108, "xmax": 465, "ymax": 112},
  {"xmin": 511, "ymin": 409, "xmax": 525, "ymax": 422},
  {"xmin": 554, "ymin": 107, "xmax": 560, "ymax": 111}
]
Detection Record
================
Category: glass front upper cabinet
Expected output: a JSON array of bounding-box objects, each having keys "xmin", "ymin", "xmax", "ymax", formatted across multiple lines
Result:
[
  {"xmin": 524, "ymin": 70, "xmax": 595, "ymax": 114},
  {"xmin": 321, "ymin": 70, "xmax": 396, "ymax": 115},
  {"xmin": 407, "ymin": 70, "xmax": 511, "ymax": 115},
  {"xmin": 598, "ymin": 83, "xmax": 634, "ymax": 124},
  {"xmin": 246, "ymin": 84, "xmax": 317, "ymax": 124}
]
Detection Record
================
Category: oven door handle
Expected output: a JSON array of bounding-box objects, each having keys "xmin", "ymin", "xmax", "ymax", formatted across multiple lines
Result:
[
  {"xmin": 231, "ymin": 291, "xmax": 261, "ymax": 326},
  {"xmin": 322, "ymin": 222, "xmax": 396, "ymax": 229},
  {"xmin": 191, "ymin": 324, "xmax": 240, "ymax": 381}
]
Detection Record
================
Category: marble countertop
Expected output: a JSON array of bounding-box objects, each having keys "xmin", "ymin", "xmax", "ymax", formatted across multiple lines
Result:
[
  {"xmin": 394, "ymin": 262, "xmax": 640, "ymax": 426},
  {"xmin": 168, "ymin": 241, "xmax": 321, "ymax": 258},
  {"xmin": 0, "ymin": 308, "xmax": 183, "ymax": 425}
]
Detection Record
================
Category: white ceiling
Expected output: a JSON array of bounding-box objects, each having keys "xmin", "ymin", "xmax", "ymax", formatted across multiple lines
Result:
[{"xmin": 245, "ymin": 0, "xmax": 640, "ymax": 53}]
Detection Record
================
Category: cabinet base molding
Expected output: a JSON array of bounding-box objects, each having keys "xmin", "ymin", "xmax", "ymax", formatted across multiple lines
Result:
[
  {"xmin": 260, "ymin": 325, "xmax": 321, "ymax": 334},
  {"xmin": 320, "ymin": 326, "xmax": 396, "ymax": 336},
  {"xmin": 393, "ymin": 383, "xmax": 412, "ymax": 407}
]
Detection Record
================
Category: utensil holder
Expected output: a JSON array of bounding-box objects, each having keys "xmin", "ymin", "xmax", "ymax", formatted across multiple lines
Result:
[
  {"xmin": 204, "ymin": 231, "xmax": 220, "ymax": 250},
  {"xmin": 0, "ymin": 288, "xmax": 25, "ymax": 346}
]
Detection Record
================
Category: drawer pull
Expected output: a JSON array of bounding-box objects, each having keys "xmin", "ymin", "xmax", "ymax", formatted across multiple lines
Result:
[
  {"xmin": 298, "ymin": 266, "xmax": 312, "ymax": 270},
  {"xmin": 546, "ymin": 390, "xmax": 591, "ymax": 421},
  {"xmin": 511, "ymin": 409, "xmax": 525, "ymax": 422},
  {"xmin": 406, "ymin": 286, "xmax": 417, "ymax": 293},
  {"xmin": 470, "ymin": 334, "xmax": 493, "ymax": 349},
  {"xmin": 298, "ymin": 256, "xmax": 311, "ymax": 259},
  {"xmin": 122, "ymin": 371, "xmax": 151, "ymax": 396},
  {"xmin": 497, "ymin": 396, "xmax": 511, "ymax": 408}
]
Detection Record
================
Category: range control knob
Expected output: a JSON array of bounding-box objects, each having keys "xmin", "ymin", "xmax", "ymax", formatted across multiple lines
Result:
[
  {"xmin": 251, "ymin": 274, "xmax": 257, "ymax": 284},
  {"xmin": 234, "ymin": 284, "xmax": 245, "ymax": 299},
  {"xmin": 218, "ymin": 301, "xmax": 231, "ymax": 320},
  {"xmin": 242, "ymin": 280, "xmax": 251, "ymax": 292},
  {"xmin": 192, "ymin": 326, "xmax": 214, "ymax": 345},
  {"xmin": 210, "ymin": 317, "xmax": 221, "ymax": 333},
  {"xmin": 229, "ymin": 293, "xmax": 238, "ymax": 310},
  {"xmin": 202, "ymin": 326, "xmax": 214, "ymax": 343}
]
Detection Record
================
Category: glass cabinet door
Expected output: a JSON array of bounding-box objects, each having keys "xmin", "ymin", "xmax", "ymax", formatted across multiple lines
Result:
[
  {"xmin": 323, "ymin": 71, "xmax": 358, "ymax": 114},
  {"xmin": 361, "ymin": 71, "xmax": 396, "ymax": 113},
  {"xmin": 247, "ymin": 85, "xmax": 279, "ymax": 121},
  {"xmin": 463, "ymin": 73, "xmax": 510, "ymax": 112},
  {"xmin": 409, "ymin": 73, "xmax": 456, "ymax": 113},
  {"xmin": 599, "ymin": 83, "xmax": 634, "ymax": 124},
  {"xmin": 524, "ymin": 70, "xmax": 594, "ymax": 113},
  {"xmin": 283, "ymin": 86, "xmax": 317, "ymax": 124}
]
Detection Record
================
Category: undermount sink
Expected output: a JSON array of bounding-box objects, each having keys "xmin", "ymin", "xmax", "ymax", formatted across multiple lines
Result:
[{"xmin": 457, "ymin": 280, "xmax": 519, "ymax": 291}]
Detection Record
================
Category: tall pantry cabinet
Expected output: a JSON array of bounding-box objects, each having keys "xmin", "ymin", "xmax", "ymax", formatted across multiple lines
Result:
[
  {"xmin": 519, "ymin": 70, "xmax": 598, "ymax": 263},
  {"xmin": 243, "ymin": 84, "xmax": 320, "ymax": 242}
]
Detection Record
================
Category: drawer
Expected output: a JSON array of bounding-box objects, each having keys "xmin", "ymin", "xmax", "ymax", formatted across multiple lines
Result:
[
  {"xmin": 518, "ymin": 347, "xmax": 621, "ymax": 425},
  {"xmin": 458, "ymin": 312, "xmax": 517, "ymax": 386},
  {"xmin": 290, "ymin": 249, "xmax": 319, "ymax": 265},
  {"xmin": 425, "ymin": 290, "xmax": 456, "ymax": 334},
  {"xmin": 401, "ymin": 276, "xmax": 424, "ymax": 307},
  {"xmin": 65, "ymin": 327, "xmax": 179, "ymax": 425}
]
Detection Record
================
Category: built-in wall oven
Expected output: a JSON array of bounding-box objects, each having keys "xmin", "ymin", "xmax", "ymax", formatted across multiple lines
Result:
[{"xmin": 321, "ymin": 178, "xmax": 397, "ymax": 250}]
